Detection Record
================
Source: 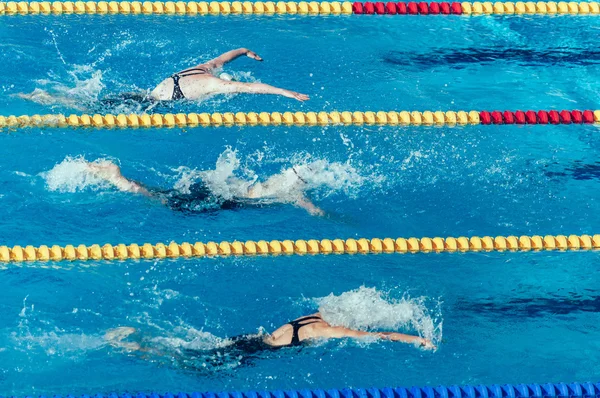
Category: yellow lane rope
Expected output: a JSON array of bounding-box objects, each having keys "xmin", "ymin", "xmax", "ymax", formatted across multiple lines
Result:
[
  {"xmin": 0, "ymin": 111, "xmax": 480, "ymax": 129},
  {"xmin": 2, "ymin": 110, "xmax": 600, "ymax": 129},
  {"xmin": 0, "ymin": 0, "xmax": 353, "ymax": 14},
  {"xmin": 1, "ymin": 0, "xmax": 599, "ymax": 15},
  {"xmin": 1, "ymin": 234, "xmax": 598, "ymax": 263}
]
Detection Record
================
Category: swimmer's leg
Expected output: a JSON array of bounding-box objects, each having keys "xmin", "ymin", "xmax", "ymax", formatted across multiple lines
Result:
[
  {"xmin": 14, "ymin": 88, "xmax": 86, "ymax": 111},
  {"xmin": 87, "ymin": 161, "xmax": 152, "ymax": 196},
  {"xmin": 104, "ymin": 326, "xmax": 141, "ymax": 351},
  {"xmin": 15, "ymin": 89, "xmax": 52, "ymax": 102}
]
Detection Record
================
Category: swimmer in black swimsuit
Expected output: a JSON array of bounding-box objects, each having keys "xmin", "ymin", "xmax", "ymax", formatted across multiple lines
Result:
[
  {"xmin": 150, "ymin": 48, "xmax": 309, "ymax": 102},
  {"xmin": 169, "ymin": 65, "xmax": 211, "ymax": 100},
  {"xmin": 105, "ymin": 313, "xmax": 435, "ymax": 368},
  {"xmin": 17, "ymin": 48, "xmax": 308, "ymax": 111},
  {"xmin": 86, "ymin": 159, "xmax": 325, "ymax": 216}
]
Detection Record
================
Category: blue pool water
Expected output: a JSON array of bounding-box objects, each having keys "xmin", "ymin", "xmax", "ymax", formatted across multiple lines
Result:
[{"xmin": 1, "ymin": 12, "xmax": 600, "ymax": 397}]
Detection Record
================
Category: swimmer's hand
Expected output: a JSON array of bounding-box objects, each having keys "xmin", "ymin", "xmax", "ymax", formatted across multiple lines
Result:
[
  {"xmin": 311, "ymin": 207, "xmax": 325, "ymax": 217},
  {"xmin": 282, "ymin": 90, "xmax": 310, "ymax": 102},
  {"xmin": 417, "ymin": 338, "xmax": 436, "ymax": 351},
  {"xmin": 246, "ymin": 50, "xmax": 263, "ymax": 62},
  {"xmin": 296, "ymin": 197, "xmax": 324, "ymax": 216}
]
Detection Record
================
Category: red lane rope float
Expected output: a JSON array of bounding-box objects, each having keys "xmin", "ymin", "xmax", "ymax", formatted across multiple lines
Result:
[
  {"xmin": 352, "ymin": 1, "xmax": 600, "ymax": 15},
  {"xmin": 3, "ymin": 0, "xmax": 599, "ymax": 16},
  {"xmin": 353, "ymin": 1, "xmax": 463, "ymax": 14},
  {"xmin": 480, "ymin": 109, "xmax": 596, "ymax": 125}
]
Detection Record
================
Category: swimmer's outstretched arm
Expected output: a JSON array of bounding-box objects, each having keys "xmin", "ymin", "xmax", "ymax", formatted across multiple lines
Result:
[
  {"xmin": 205, "ymin": 48, "xmax": 263, "ymax": 69},
  {"xmin": 324, "ymin": 326, "xmax": 436, "ymax": 350},
  {"xmin": 296, "ymin": 196, "xmax": 324, "ymax": 216},
  {"xmin": 218, "ymin": 81, "xmax": 310, "ymax": 102}
]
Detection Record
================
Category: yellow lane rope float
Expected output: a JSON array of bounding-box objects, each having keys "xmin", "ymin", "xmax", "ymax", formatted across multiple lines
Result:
[
  {"xmin": 1, "ymin": 110, "xmax": 599, "ymax": 129},
  {"xmin": 1, "ymin": 234, "xmax": 599, "ymax": 263},
  {"xmin": 0, "ymin": 1, "xmax": 598, "ymax": 15}
]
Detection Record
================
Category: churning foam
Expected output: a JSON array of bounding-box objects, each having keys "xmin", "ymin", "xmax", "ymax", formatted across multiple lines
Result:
[
  {"xmin": 42, "ymin": 150, "xmax": 366, "ymax": 211},
  {"xmin": 11, "ymin": 297, "xmax": 106, "ymax": 359},
  {"xmin": 42, "ymin": 156, "xmax": 115, "ymax": 193},
  {"xmin": 17, "ymin": 66, "xmax": 105, "ymax": 112},
  {"xmin": 316, "ymin": 286, "xmax": 443, "ymax": 345},
  {"xmin": 13, "ymin": 331, "xmax": 107, "ymax": 357},
  {"xmin": 173, "ymin": 148, "xmax": 365, "ymax": 203},
  {"xmin": 149, "ymin": 326, "xmax": 233, "ymax": 352},
  {"xmin": 136, "ymin": 321, "xmax": 267, "ymax": 371}
]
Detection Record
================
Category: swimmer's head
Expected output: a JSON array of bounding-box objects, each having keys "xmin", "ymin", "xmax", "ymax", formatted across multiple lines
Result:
[
  {"xmin": 219, "ymin": 73, "xmax": 236, "ymax": 82},
  {"xmin": 291, "ymin": 166, "xmax": 310, "ymax": 184}
]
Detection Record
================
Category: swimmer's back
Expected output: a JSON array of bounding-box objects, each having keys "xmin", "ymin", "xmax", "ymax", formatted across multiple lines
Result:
[
  {"xmin": 150, "ymin": 73, "xmax": 225, "ymax": 101},
  {"xmin": 265, "ymin": 313, "xmax": 329, "ymax": 347}
]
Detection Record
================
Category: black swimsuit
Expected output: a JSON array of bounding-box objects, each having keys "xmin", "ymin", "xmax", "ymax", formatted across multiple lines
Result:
[
  {"xmin": 287, "ymin": 315, "xmax": 322, "ymax": 346},
  {"xmin": 156, "ymin": 180, "xmax": 242, "ymax": 213},
  {"xmin": 171, "ymin": 66, "xmax": 210, "ymax": 100}
]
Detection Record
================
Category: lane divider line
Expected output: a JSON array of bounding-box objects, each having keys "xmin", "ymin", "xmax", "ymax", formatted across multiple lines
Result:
[
  {"xmin": 20, "ymin": 382, "xmax": 600, "ymax": 398},
  {"xmin": 1, "ymin": 110, "xmax": 598, "ymax": 129},
  {"xmin": 1, "ymin": 1, "xmax": 598, "ymax": 15},
  {"xmin": 1, "ymin": 234, "xmax": 598, "ymax": 263}
]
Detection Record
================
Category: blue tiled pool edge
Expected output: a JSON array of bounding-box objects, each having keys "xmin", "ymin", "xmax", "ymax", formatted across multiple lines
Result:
[{"xmin": 12, "ymin": 382, "xmax": 600, "ymax": 398}]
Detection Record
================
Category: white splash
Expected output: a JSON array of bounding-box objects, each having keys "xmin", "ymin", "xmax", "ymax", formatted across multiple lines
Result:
[
  {"xmin": 150, "ymin": 326, "xmax": 233, "ymax": 352},
  {"xmin": 13, "ymin": 331, "xmax": 107, "ymax": 357},
  {"xmin": 42, "ymin": 150, "xmax": 366, "ymax": 207},
  {"xmin": 41, "ymin": 156, "xmax": 114, "ymax": 193},
  {"xmin": 173, "ymin": 148, "xmax": 365, "ymax": 203},
  {"xmin": 143, "ymin": 325, "xmax": 257, "ymax": 371},
  {"xmin": 16, "ymin": 67, "xmax": 105, "ymax": 111},
  {"xmin": 230, "ymin": 70, "xmax": 259, "ymax": 83},
  {"xmin": 12, "ymin": 298, "xmax": 106, "ymax": 358},
  {"xmin": 316, "ymin": 286, "xmax": 443, "ymax": 344}
]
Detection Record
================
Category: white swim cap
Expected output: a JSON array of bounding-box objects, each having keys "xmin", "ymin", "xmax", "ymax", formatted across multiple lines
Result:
[{"xmin": 219, "ymin": 73, "xmax": 235, "ymax": 81}]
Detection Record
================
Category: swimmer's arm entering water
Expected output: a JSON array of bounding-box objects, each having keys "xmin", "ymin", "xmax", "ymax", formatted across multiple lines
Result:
[
  {"xmin": 201, "ymin": 48, "xmax": 308, "ymax": 101},
  {"xmin": 324, "ymin": 326, "xmax": 436, "ymax": 350},
  {"xmin": 206, "ymin": 48, "xmax": 263, "ymax": 69},
  {"xmin": 296, "ymin": 196, "xmax": 324, "ymax": 216}
]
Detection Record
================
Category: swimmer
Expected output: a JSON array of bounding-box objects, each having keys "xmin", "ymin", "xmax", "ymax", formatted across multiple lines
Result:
[
  {"xmin": 105, "ymin": 313, "xmax": 435, "ymax": 357},
  {"xmin": 262, "ymin": 313, "xmax": 435, "ymax": 349},
  {"xmin": 86, "ymin": 159, "xmax": 324, "ymax": 216},
  {"xmin": 150, "ymin": 48, "xmax": 310, "ymax": 102},
  {"xmin": 17, "ymin": 48, "xmax": 308, "ymax": 110}
]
